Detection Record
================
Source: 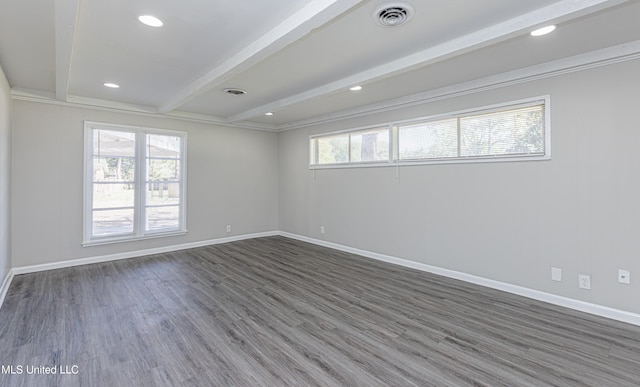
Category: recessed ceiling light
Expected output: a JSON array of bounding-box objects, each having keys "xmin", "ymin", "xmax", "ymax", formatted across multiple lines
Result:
[
  {"xmin": 530, "ymin": 25, "xmax": 556, "ymax": 37},
  {"xmin": 138, "ymin": 15, "xmax": 163, "ymax": 27},
  {"xmin": 349, "ymin": 86, "xmax": 363, "ymax": 91},
  {"xmin": 103, "ymin": 82, "xmax": 120, "ymax": 88},
  {"xmin": 265, "ymin": 112, "xmax": 274, "ymax": 116}
]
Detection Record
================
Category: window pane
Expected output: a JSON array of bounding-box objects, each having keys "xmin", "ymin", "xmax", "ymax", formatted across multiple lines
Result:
[
  {"xmin": 93, "ymin": 156, "xmax": 135, "ymax": 182},
  {"xmin": 399, "ymin": 119, "xmax": 458, "ymax": 160},
  {"xmin": 460, "ymin": 105, "xmax": 544, "ymax": 157},
  {"xmin": 93, "ymin": 183, "xmax": 135, "ymax": 209},
  {"xmin": 93, "ymin": 209, "xmax": 134, "ymax": 236},
  {"xmin": 146, "ymin": 206, "xmax": 179, "ymax": 232},
  {"xmin": 146, "ymin": 183, "xmax": 180, "ymax": 206},
  {"xmin": 147, "ymin": 159, "xmax": 181, "ymax": 180},
  {"xmin": 93, "ymin": 130, "xmax": 135, "ymax": 157},
  {"xmin": 146, "ymin": 134, "xmax": 181, "ymax": 158},
  {"xmin": 317, "ymin": 135, "xmax": 349, "ymax": 164},
  {"xmin": 350, "ymin": 128, "xmax": 389, "ymax": 162}
]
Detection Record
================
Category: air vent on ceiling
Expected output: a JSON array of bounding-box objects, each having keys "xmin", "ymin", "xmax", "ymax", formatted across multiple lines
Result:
[
  {"xmin": 224, "ymin": 88, "xmax": 247, "ymax": 96},
  {"xmin": 374, "ymin": 2, "xmax": 414, "ymax": 27}
]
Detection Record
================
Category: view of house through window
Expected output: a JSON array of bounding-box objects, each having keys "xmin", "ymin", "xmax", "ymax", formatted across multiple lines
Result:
[
  {"xmin": 91, "ymin": 129, "xmax": 136, "ymax": 236},
  {"xmin": 84, "ymin": 123, "xmax": 186, "ymax": 244}
]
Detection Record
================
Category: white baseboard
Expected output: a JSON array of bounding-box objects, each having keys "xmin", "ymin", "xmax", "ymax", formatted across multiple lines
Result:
[
  {"xmin": 0, "ymin": 269, "xmax": 14, "ymax": 309},
  {"xmin": 12, "ymin": 231, "xmax": 279, "ymax": 275},
  {"xmin": 278, "ymin": 231, "xmax": 640, "ymax": 327},
  {"xmin": 5, "ymin": 230, "xmax": 640, "ymax": 327}
]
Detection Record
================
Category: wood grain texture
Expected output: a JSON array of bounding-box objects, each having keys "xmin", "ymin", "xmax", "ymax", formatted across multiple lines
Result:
[{"xmin": 1, "ymin": 236, "xmax": 639, "ymax": 386}]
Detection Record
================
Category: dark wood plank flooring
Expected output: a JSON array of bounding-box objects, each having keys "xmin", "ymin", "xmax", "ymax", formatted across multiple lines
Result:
[{"xmin": 1, "ymin": 236, "xmax": 640, "ymax": 386}]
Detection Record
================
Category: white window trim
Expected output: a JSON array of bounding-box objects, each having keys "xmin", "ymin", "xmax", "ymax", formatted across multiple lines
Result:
[
  {"xmin": 83, "ymin": 121, "xmax": 188, "ymax": 246},
  {"xmin": 310, "ymin": 95, "xmax": 551, "ymax": 169},
  {"xmin": 309, "ymin": 126, "xmax": 392, "ymax": 167}
]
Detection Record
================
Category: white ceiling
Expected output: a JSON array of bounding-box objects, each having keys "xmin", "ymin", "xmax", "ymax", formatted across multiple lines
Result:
[{"xmin": 1, "ymin": 0, "xmax": 639, "ymax": 130}]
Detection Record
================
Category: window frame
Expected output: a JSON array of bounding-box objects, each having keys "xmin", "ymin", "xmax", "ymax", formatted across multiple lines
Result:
[
  {"xmin": 83, "ymin": 121, "xmax": 187, "ymax": 246},
  {"xmin": 309, "ymin": 126, "xmax": 392, "ymax": 167},
  {"xmin": 309, "ymin": 95, "xmax": 551, "ymax": 169}
]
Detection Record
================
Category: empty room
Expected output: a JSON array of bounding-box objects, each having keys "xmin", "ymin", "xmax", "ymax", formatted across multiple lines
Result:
[{"xmin": 2, "ymin": 0, "xmax": 640, "ymax": 385}]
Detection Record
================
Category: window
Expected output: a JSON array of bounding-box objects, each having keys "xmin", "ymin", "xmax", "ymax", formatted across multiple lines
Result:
[
  {"xmin": 399, "ymin": 103, "xmax": 546, "ymax": 161},
  {"xmin": 310, "ymin": 96, "xmax": 549, "ymax": 168},
  {"xmin": 84, "ymin": 122, "xmax": 186, "ymax": 245},
  {"xmin": 310, "ymin": 127, "xmax": 390, "ymax": 165}
]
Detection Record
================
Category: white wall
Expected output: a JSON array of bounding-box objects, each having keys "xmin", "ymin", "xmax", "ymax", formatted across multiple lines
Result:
[
  {"xmin": 0, "ymin": 66, "xmax": 10, "ymax": 283},
  {"xmin": 11, "ymin": 100, "xmax": 279, "ymax": 267},
  {"xmin": 6, "ymin": 58, "xmax": 640, "ymax": 317},
  {"xmin": 279, "ymin": 59, "xmax": 640, "ymax": 315}
]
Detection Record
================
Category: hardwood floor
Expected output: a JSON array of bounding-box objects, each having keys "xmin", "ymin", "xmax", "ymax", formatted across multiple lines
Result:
[{"xmin": 1, "ymin": 236, "xmax": 639, "ymax": 386}]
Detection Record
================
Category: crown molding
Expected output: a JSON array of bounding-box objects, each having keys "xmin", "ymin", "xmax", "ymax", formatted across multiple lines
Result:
[
  {"xmin": 10, "ymin": 89, "xmax": 278, "ymax": 132},
  {"xmin": 11, "ymin": 39, "xmax": 640, "ymax": 133}
]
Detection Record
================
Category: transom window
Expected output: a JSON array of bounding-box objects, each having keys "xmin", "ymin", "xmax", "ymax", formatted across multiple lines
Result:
[
  {"xmin": 83, "ymin": 122, "xmax": 187, "ymax": 245},
  {"xmin": 313, "ymin": 127, "xmax": 390, "ymax": 165},
  {"xmin": 310, "ymin": 96, "xmax": 549, "ymax": 168}
]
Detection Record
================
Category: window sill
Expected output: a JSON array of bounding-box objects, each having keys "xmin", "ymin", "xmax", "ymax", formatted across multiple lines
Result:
[
  {"xmin": 82, "ymin": 230, "xmax": 188, "ymax": 247},
  {"xmin": 309, "ymin": 153, "xmax": 550, "ymax": 170}
]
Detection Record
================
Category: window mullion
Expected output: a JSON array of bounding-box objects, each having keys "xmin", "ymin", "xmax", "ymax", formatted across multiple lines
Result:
[
  {"xmin": 312, "ymin": 138, "xmax": 318, "ymax": 165},
  {"xmin": 179, "ymin": 136, "xmax": 186, "ymax": 231},
  {"xmin": 391, "ymin": 125, "xmax": 398, "ymax": 162},
  {"xmin": 135, "ymin": 132, "xmax": 146, "ymax": 236},
  {"xmin": 457, "ymin": 117, "xmax": 461, "ymax": 158}
]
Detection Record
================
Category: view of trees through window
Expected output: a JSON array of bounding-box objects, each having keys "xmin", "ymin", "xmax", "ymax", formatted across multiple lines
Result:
[
  {"xmin": 311, "ymin": 100, "xmax": 546, "ymax": 166},
  {"xmin": 317, "ymin": 135, "xmax": 348, "ymax": 164},
  {"xmin": 459, "ymin": 105, "xmax": 544, "ymax": 157},
  {"xmin": 315, "ymin": 128, "xmax": 389, "ymax": 165},
  {"xmin": 399, "ymin": 119, "xmax": 458, "ymax": 159},
  {"xmin": 350, "ymin": 128, "xmax": 389, "ymax": 163},
  {"xmin": 399, "ymin": 104, "xmax": 544, "ymax": 160}
]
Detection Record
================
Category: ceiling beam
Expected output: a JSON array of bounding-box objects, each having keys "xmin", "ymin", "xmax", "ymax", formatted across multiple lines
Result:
[
  {"xmin": 227, "ymin": 0, "xmax": 630, "ymax": 123},
  {"xmin": 277, "ymin": 39, "xmax": 640, "ymax": 130},
  {"xmin": 54, "ymin": 0, "xmax": 80, "ymax": 102},
  {"xmin": 157, "ymin": 0, "xmax": 365, "ymax": 114}
]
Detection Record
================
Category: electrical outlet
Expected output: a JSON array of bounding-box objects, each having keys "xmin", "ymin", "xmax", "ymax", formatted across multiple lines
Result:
[
  {"xmin": 320, "ymin": 226, "xmax": 325, "ymax": 234},
  {"xmin": 226, "ymin": 224, "xmax": 231, "ymax": 233},
  {"xmin": 618, "ymin": 269, "xmax": 631, "ymax": 284},
  {"xmin": 578, "ymin": 274, "xmax": 591, "ymax": 290},
  {"xmin": 551, "ymin": 267, "xmax": 562, "ymax": 282}
]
